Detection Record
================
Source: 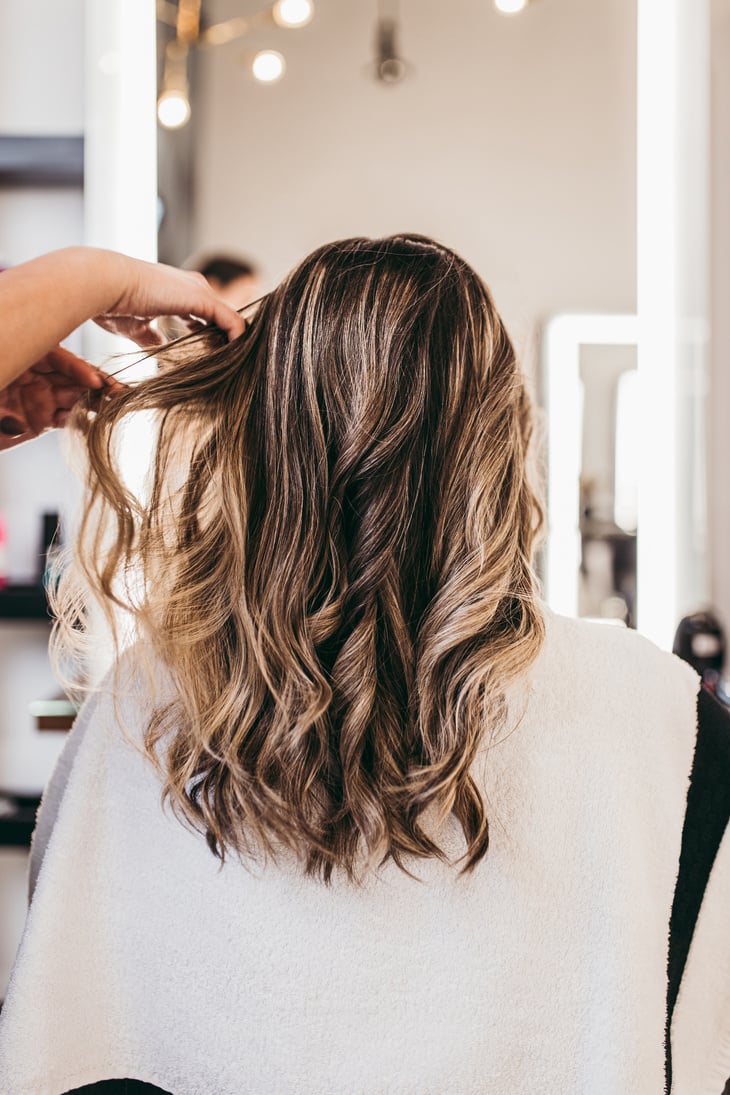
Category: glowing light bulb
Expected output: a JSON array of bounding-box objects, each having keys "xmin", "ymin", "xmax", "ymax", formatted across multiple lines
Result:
[
  {"xmin": 272, "ymin": 0, "xmax": 314, "ymax": 28},
  {"xmin": 157, "ymin": 89, "xmax": 191, "ymax": 128},
  {"xmin": 494, "ymin": 0, "xmax": 528, "ymax": 13},
  {"xmin": 252, "ymin": 50, "xmax": 286, "ymax": 82}
]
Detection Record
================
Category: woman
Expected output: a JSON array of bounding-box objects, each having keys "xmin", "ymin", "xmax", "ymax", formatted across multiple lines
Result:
[{"xmin": 0, "ymin": 235, "xmax": 727, "ymax": 1095}]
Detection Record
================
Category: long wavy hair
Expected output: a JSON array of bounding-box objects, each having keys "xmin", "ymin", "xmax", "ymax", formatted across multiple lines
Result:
[{"xmin": 53, "ymin": 234, "xmax": 545, "ymax": 884}]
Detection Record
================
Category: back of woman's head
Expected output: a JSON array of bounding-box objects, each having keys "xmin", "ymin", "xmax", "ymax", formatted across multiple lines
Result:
[{"xmin": 57, "ymin": 233, "xmax": 545, "ymax": 883}]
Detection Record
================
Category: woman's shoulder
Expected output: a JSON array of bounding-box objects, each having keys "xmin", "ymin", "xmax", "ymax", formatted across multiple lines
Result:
[
  {"xmin": 77, "ymin": 643, "xmax": 175, "ymax": 728},
  {"xmin": 522, "ymin": 608, "xmax": 701, "ymax": 771},
  {"xmin": 538, "ymin": 607, "xmax": 699, "ymax": 692}
]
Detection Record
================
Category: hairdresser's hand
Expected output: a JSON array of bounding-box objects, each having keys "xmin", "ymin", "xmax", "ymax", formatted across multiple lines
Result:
[
  {"xmin": 0, "ymin": 247, "xmax": 246, "ymax": 398},
  {"xmin": 93, "ymin": 253, "xmax": 247, "ymax": 348},
  {"xmin": 0, "ymin": 345, "xmax": 113, "ymax": 451}
]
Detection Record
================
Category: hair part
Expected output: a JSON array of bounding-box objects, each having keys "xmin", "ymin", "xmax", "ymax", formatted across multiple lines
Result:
[{"xmin": 54, "ymin": 233, "xmax": 545, "ymax": 884}]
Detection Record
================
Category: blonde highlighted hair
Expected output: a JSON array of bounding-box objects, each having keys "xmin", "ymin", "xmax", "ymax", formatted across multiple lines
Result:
[{"xmin": 54, "ymin": 234, "xmax": 545, "ymax": 883}]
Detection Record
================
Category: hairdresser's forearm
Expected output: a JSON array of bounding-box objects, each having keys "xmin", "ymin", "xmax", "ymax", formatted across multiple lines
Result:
[{"xmin": 0, "ymin": 247, "xmax": 126, "ymax": 387}]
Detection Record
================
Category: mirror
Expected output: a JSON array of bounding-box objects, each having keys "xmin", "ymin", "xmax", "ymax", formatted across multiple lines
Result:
[
  {"xmin": 153, "ymin": 0, "xmax": 711, "ymax": 649},
  {"xmin": 578, "ymin": 345, "xmax": 637, "ymax": 626},
  {"xmin": 542, "ymin": 314, "xmax": 639, "ymax": 624}
]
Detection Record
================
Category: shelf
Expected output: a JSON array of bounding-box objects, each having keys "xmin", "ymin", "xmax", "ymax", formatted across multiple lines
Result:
[
  {"xmin": 0, "ymin": 135, "xmax": 84, "ymax": 187},
  {"xmin": 0, "ymin": 585, "xmax": 51, "ymax": 621},
  {"xmin": 29, "ymin": 698, "xmax": 77, "ymax": 732}
]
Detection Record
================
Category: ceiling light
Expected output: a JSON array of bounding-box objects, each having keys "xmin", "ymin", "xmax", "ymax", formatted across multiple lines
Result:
[
  {"xmin": 252, "ymin": 49, "xmax": 286, "ymax": 82},
  {"xmin": 272, "ymin": 0, "xmax": 315, "ymax": 28},
  {"xmin": 157, "ymin": 88, "xmax": 191, "ymax": 128},
  {"xmin": 494, "ymin": 0, "xmax": 529, "ymax": 13}
]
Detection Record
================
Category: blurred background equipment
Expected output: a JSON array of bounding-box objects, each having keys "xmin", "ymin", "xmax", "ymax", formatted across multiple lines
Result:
[{"xmin": 673, "ymin": 610, "xmax": 726, "ymax": 678}]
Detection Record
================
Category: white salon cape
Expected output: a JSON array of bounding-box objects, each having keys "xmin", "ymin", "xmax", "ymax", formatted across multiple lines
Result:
[{"xmin": 1, "ymin": 612, "xmax": 729, "ymax": 1095}]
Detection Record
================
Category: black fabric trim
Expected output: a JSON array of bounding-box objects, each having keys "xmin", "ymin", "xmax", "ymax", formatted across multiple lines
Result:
[
  {"xmin": 665, "ymin": 684, "xmax": 730, "ymax": 1093},
  {"xmin": 64, "ymin": 1081, "xmax": 172, "ymax": 1094}
]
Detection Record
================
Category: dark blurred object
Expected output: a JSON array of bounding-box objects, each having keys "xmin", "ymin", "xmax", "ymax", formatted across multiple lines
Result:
[
  {"xmin": 39, "ymin": 510, "xmax": 61, "ymax": 585},
  {"xmin": 0, "ymin": 135, "xmax": 83, "ymax": 187},
  {"xmin": 193, "ymin": 254, "xmax": 256, "ymax": 285},
  {"xmin": 673, "ymin": 611, "xmax": 726, "ymax": 676},
  {"xmin": 0, "ymin": 789, "xmax": 40, "ymax": 847},
  {"xmin": 0, "ymin": 509, "xmax": 7, "ymax": 591},
  {"xmin": 0, "ymin": 512, "xmax": 61, "ymax": 619},
  {"xmin": 0, "ymin": 585, "xmax": 51, "ymax": 620}
]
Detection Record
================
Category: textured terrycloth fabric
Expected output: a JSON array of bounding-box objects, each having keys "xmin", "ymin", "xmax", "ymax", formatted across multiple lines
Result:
[{"xmin": 0, "ymin": 612, "xmax": 722, "ymax": 1095}]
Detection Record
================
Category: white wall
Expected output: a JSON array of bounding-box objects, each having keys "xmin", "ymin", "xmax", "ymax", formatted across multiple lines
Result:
[
  {"xmin": 0, "ymin": 0, "xmax": 85, "ymax": 792},
  {"xmin": 710, "ymin": 0, "xmax": 730, "ymax": 632},
  {"xmin": 0, "ymin": 0, "xmax": 86, "ymax": 998},
  {"xmin": 0, "ymin": 0, "xmax": 84, "ymax": 135},
  {"xmin": 193, "ymin": 0, "xmax": 638, "ymax": 361}
]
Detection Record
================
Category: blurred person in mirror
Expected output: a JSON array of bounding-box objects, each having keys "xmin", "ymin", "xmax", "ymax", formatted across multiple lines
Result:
[
  {"xmin": 0, "ymin": 235, "xmax": 728, "ymax": 1095},
  {"xmin": 192, "ymin": 252, "xmax": 261, "ymax": 309},
  {"xmin": 0, "ymin": 247, "xmax": 245, "ymax": 451}
]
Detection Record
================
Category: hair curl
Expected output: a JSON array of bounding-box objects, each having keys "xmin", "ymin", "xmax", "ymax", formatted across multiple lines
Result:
[{"xmin": 53, "ymin": 234, "xmax": 545, "ymax": 884}]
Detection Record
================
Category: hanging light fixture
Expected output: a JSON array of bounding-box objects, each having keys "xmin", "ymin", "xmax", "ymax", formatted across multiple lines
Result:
[
  {"xmin": 157, "ymin": 0, "xmax": 199, "ymax": 128},
  {"xmin": 156, "ymin": 0, "xmax": 316, "ymax": 128},
  {"xmin": 372, "ymin": 0, "xmax": 410, "ymax": 85}
]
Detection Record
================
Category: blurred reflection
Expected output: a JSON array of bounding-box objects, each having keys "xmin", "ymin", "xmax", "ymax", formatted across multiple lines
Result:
[
  {"xmin": 191, "ymin": 253, "xmax": 262, "ymax": 309},
  {"xmin": 578, "ymin": 345, "xmax": 637, "ymax": 626}
]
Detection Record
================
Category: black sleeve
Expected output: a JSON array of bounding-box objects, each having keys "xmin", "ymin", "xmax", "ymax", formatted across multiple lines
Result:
[{"xmin": 665, "ymin": 683, "xmax": 730, "ymax": 1093}]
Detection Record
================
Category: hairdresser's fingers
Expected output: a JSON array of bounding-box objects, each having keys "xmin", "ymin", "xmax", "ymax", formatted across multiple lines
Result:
[
  {"xmin": 0, "ymin": 367, "xmax": 88, "ymax": 447},
  {"xmin": 17, "ymin": 377, "xmax": 61, "ymax": 435},
  {"xmin": 97, "ymin": 371, "xmax": 127, "ymax": 393},
  {"xmin": 173, "ymin": 274, "xmax": 247, "ymax": 340},
  {"xmin": 5, "ymin": 349, "xmax": 106, "ymax": 420},
  {"xmin": 183, "ymin": 291, "xmax": 246, "ymax": 342},
  {"xmin": 32, "ymin": 346, "xmax": 106, "ymax": 391},
  {"xmin": 149, "ymin": 267, "xmax": 247, "ymax": 339},
  {"xmin": 108, "ymin": 260, "xmax": 246, "ymax": 342},
  {"xmin": 93, "ymin": 314, "xmax": 166, "ymax": 348},
  {"xmin": 51, "ymin": 386, "xmax": 85, "ymax": 411}
]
